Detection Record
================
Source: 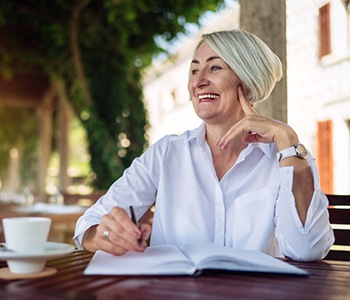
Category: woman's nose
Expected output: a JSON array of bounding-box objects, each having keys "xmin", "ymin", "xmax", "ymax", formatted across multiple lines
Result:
[{"xmin": 191, "ymin": 72, "xmax": 210, "ymax": 88}]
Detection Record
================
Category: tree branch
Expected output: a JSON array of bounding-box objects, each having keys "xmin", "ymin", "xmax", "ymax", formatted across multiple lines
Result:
[{"xmin": 70, "ymin": 0, "xmax": 92, "ymax": 106}]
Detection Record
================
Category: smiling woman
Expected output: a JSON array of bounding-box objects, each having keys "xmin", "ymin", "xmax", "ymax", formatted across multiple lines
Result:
[
  {"xmin": 74, "ymin": 29, "xmax": 334, "ymax": 263},
  {"xmin": 188, "ymin": 42, "xmax": 243, "ymax": 125}
]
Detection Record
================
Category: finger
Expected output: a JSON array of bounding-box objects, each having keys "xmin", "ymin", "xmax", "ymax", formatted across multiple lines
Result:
[
  {"xmin": 241, "ymin": 132, "xmax": 271, "ymax": 145},
  {"xmin": 109, "ymin": 207, "xmax": 141, "ymax": 238},
  {"xmin": 109, "ymin": 220, "xmax": 143, "ymax": 250},
  {"xmin": 238, "ymin": 86, "xmax": 256, "ymax": 116},
  {"xmin": 140, "ymin": 223, "xmax": 152, "ymax": 241},
  {"xmin": 101, "ymin": 208, "xmax": 145, "ymax": 251},
  {"xmin": 95, "ymin": 224, "xmax": 129, "ymax": 255},
  {"xmin": 216, "ymin": 123, "xmax": 241, "ymax": 150},
  {"xmin": 97, "ymin": 222, "xmax": 145, "ymax": 255},
  {"xmin": 137, "ymin": 225, "xmax": 150, "ymax": 248}
]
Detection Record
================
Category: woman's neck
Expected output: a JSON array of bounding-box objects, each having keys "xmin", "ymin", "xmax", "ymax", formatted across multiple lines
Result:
[{"xmin": 205, "ymin": 123, "xmax": 247, "ymax": 180}]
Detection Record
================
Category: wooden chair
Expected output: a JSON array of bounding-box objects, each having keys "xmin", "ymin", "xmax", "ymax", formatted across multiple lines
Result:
[
  {"xmin": 324, "ymin": 194, "xmax": 350, "ymax": 261},
  {"xmin": 61, "ymin": 190, "xmax": 106, "ymax": 206}
]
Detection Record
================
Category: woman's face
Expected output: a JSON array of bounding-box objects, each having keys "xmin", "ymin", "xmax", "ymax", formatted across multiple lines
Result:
[{"xmin": 188, "ymin": 42, "xmax": 244, "ymax": 125}]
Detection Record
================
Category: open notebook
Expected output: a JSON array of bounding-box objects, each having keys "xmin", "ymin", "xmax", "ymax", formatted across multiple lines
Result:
[{"xmin": 84, "ymin": 241, "xmax": 308, "ymax": 276}]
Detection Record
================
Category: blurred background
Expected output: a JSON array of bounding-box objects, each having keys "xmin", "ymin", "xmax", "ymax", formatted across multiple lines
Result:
[{"xmin": 0, "ymin": 0, "xmax": 349, "ymax": 208}]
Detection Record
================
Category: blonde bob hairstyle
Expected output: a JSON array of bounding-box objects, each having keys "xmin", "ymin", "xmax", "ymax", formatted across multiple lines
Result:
[{"xmin": 199, "ymin": 30, "xmax": 283, "ymax": 104}]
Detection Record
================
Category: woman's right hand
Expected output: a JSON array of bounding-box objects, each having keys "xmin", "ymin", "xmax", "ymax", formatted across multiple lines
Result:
[{"xmin": 82, "ymin": 207, "xmax": 152, "ymax": 255}]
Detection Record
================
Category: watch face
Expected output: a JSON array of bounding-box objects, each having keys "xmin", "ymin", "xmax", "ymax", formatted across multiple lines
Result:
[{"xmin": 295, "ymin": 143, "xmax": 307, "ymax": 159}]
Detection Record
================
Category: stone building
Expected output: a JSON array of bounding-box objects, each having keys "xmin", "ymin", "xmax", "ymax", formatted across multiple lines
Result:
[{"xmin": 287, "ymin": 0, "xmax": 350, "ymax": 194}]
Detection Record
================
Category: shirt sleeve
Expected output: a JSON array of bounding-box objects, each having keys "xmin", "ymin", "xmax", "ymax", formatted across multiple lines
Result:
[
  {"xmin": 73, "ymin": 194, "xmax": 111, "ymax": 250},
  {"xmin": 73, "ymin": 136, "xmax": 169, "ymax": 250},
  {"xmin": 274, "ymin": 152, "xmax": 335, "ymax": 261}
]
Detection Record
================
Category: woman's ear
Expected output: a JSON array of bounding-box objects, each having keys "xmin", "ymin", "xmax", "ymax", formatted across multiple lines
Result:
[
  {"xmin": 240, "ymin": 83, "xmax": 247, "ymax": 96},
  {"xmin": 240, "ymin": 84, "xmax": 253, "ymax": 105}
]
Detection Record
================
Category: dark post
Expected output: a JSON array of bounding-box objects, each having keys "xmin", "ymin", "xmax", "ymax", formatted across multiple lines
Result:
[{"xmin": 240, "ymin": 0, "xmax": 287, "ymax": 122}]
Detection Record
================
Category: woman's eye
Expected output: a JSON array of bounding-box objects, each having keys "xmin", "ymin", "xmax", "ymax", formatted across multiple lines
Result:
[
  {"xmin": 211, "ymin": 65, "xmax": 222, "ymax": 71},
  {"xmin": 191, "ymin": 69, "xmax": 199, "ymax": 75}
]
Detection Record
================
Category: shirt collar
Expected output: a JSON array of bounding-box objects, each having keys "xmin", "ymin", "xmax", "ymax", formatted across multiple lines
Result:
[
  {"xmin": 238, "ymin": 143, "xmax": 275, "ymax": 163},
  {"xmin": 185, "ymin": 122, "xmax": 206, "ymax": 146}
]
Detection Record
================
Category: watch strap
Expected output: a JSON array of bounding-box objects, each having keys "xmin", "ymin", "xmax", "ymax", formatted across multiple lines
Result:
[{"xmin": 278, "ymin": 146, "xmax": 297, "ymax": 161}]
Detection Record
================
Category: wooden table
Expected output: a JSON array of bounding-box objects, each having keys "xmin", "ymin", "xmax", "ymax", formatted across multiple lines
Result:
[{"xmin": 1, "ymin": 250, "xmax": 349, "ymax": 299}]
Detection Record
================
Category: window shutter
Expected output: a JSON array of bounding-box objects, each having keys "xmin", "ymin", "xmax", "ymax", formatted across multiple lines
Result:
[
  {"xmin": 317, "ymin": 120, "xmax": 333, "ymax": 193},
  {"xmin": 319, "ymin": 3, "xmax": 332, "ymax": 58}
]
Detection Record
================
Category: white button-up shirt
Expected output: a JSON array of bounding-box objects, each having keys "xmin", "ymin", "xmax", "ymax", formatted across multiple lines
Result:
[{"xmin": 74, "ymin": 123, "xmax": 334, "ymax": 261}]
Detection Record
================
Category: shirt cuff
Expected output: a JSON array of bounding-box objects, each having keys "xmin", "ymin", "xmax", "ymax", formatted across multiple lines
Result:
[
  {"xmin": 73, "ymin": 232, "xmax": 85, "ymax": 250},
  {"xmin": 73, "ymin": 217, "xmax": 99, "ymax": 250},
  {"xmin": 279, "ymin": 165, "xmax": 294, "ymax": 194}
]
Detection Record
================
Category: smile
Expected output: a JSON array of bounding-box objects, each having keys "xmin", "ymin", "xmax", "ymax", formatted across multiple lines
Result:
[{"xmin": 198, "ymin": 94, "xmax": 220, "ymax": 101}]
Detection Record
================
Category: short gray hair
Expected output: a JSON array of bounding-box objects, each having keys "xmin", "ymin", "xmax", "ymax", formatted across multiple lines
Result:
[{"xmin": 200, "ymin": 30, "xmax": 283, "ymax": 104}]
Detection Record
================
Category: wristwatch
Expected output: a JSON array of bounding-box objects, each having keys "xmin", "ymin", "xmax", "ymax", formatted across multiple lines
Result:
[{"xmin": 277, "ymin": 143, "xmax": 308, "ymax": 161}]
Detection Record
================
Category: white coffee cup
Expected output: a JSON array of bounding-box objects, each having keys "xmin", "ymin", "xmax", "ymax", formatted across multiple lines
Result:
[{"xmin": 2, "ymin": 217, "xmax": 51, "ymax": 274}]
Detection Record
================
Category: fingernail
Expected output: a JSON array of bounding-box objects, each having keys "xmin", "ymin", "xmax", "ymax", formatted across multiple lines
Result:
[{"xmin": 133, "ymin": 230, "xmax": 141, "ymax": 238}]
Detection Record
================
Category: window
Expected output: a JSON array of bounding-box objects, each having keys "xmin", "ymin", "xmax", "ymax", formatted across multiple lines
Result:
[
  {"xmin": 319, "ymin": 3, "xmax": 332, "ymax": 58},
  {"xmin": 319, "ymin": 1, "xmax": 350, "ymax": 61},
  {"xmin": 317, "ymin": 120, "xmax": 333, "ymax": 193}
]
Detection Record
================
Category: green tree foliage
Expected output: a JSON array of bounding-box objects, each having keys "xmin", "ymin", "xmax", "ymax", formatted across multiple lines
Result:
[{"xmin": 0, "ymin": 0, "xmax": 224, "ymax": 189}]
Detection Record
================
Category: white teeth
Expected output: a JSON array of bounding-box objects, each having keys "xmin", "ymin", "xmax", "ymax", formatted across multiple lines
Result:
[{"xmin": 198, "ymin": 94, "xmax": 219, "ymax": 100}]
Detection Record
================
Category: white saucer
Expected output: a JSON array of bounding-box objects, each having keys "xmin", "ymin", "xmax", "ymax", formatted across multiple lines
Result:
[{"xmin": 0, "ymin": 242, "xmax": 75, "ymax": 261}]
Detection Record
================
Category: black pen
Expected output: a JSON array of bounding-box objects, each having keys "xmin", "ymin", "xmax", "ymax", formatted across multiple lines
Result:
[
  {"xmin": 129, "ymin": 205, "xmax": 138, "ymax": 226},
  {"xmin": 129, "ymin": 205, "xmax": 142, "ymax": 244}
]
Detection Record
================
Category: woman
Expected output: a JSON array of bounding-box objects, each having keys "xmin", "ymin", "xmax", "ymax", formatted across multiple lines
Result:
[{"xmin": 74, "ymin": 30, "xmax": 334, "ymax": 261}]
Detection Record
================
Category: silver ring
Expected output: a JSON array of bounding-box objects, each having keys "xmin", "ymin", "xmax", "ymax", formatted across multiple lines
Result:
[{"xmin": 103, "ymin": 230, "xmax": 110, "ymax": 239}]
